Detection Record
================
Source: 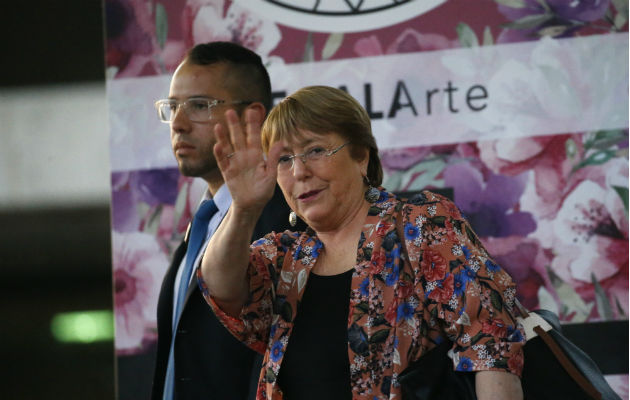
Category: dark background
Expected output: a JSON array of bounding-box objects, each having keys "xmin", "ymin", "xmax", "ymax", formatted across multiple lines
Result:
[
  {"xmin": 0, "ymin": 1, "xmax": 114, "ymax": 399},
  {"xmin": 0, "ymin": 1, "xmax": 626, "ymax": 399},
  {"xmin": 1, "ymin": 1, "xmax": 106, "ymax": 87}
]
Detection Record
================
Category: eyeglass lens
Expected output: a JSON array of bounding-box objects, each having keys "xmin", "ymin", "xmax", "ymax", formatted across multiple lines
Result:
[
  {"xmin": 158, "ymin": 99, "xmax": 215, "ymax": 122},
  {"xmin": 277, "ymin": 143, "xmax": 348, "ymax": 171}
]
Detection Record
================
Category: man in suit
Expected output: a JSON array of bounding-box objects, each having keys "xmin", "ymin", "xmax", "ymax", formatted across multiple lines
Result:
[{"xmin": 151, "ymin": 42, "xmax": 300, "ymax": 400}]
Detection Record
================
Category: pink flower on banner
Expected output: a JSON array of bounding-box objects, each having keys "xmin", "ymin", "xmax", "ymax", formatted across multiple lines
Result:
[
  {"xmin": 354, "ymin": 28, "xmax": 457, "ymax": 58},
  {"xmin": 385, "ymin": 29, "xmax": 458, "ymax": 54},
  {"xmin": 478, "ymin": 135, "xmax": 580, "ymax": 219},
  {"xmin": 353, "ymin": 35, "xmax": 384, "ymax": 57},
  {"xmin": 113, "ymin": 231, "xmax": 169, "ymax": 354},
  {"xmin": 548, "ymin": 176, "xmax": 628, "ymax": 319},
  {"xmin": 105, "ymin": 0, "xmax": 162, "ymax": 77},
  {"xmin": 551, "ymin": 180, "xmax": 627, "ymax": 282},
  {"xmin": 604, "ymin": 375, "xmax": 629, "ymax": 400},
  {"xmin": 183, "ymin": 0, "xmax": 280, "ymax": 58}
]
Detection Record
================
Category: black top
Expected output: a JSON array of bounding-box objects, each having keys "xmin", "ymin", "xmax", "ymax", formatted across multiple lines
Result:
[{"xmin": 277, "ymin": 268, "xmax": 354, "ymax": 400}]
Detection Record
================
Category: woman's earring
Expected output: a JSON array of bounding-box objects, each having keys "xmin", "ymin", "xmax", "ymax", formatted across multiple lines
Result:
[
  {"xmin": 289, "ymin": 211, "xmax": 297, "ymax": 227},
  {"xmin": 363, "ymin": 176, "xmax": 380, "ymax": 203}
]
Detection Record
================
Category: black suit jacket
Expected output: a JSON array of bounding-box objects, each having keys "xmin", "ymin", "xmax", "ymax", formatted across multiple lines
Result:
[{"xmin": 151, "ymin": 185, "xmax": 303, "ymax": 400}]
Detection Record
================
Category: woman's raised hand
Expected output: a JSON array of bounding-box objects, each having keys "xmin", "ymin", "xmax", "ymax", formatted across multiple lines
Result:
[{"xmin": 213, "ymin": 108, "xmax": 282, "ymax": 214}]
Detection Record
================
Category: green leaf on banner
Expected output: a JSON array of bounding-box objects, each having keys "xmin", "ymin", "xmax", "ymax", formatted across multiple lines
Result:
[
  {"xmin": 565, "ymin": 138, "xmax": 577, "ymax": 159},
  {"xmin": 502, "ymin": 13, "xmax": 553, "ymax": 30},
  {"xmin": 591, "ymin": 273, "xmax": 613, "ymax": 321},
  {"xmin": 573, "ymin": 150, "xmax": 616, "ymax": 171},
  {"xmin": 155, "ymin": 3, "xmax": 168, "ymax": 49},
  {"xmin": 402, "ymin": 157, "xmax": 447, "ymax": 193},
  {"xmin": 614, "ymin": 13, "xmax": 628, "ymax": 29},
  {"xmin": 482, "ymin": 26, "xmax": 494, "ymax": 46},
  {"xmin": 494, "ymin": 0, "xmax": 526, "ymax": 8},
  {"xmin": 144, "ymin": 204, "xmax": 163, "ymax": 235},
  {"xmin": 302, "ymin": 32, "xmax": 314, "ymax": 62},
  {"xmin": 616, "ymin": 297, "xmax": 627, "ymax": 318},
  {"xmin": 382, "ymin": 171, "xmax": 404, "ymax": 192},
  {"xmin": 585, "ymin": 129, "xmax": 625, "ymax": 150},
  {"xmin": 605, "ymin": 5, "xmax": 616, "ymax": 24},
  {"xmin": 548, "ymin": 267, "xmax": 593, "ymax": 322},
  {"xmin": 612, "ymin": 0, "xmax": 629, "ymax": 12},
  {"xmin": 537, "ymin": 285, "xmax": 559, "ymax": 315},
  {"xmin": 456, "ymin": 23, "xmax": 479, "ymax": 47},
  {"xmin": 612, "ymin": 185, "xmax": 629, "ymax": 217},
  {"xmin": 535, "ymin": 0, "xmax": 552, "ymax": 13},
  {"xmin": 322, "ymin": 32, "xmax": 343, "ymax": 60},
  {"xmin": 612, "ymin": 0, "xmax": 629, "ymax": 28}
]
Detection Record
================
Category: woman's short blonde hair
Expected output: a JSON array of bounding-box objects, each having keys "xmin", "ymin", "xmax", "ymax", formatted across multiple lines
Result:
[{"xmin": 261, "ymin": 85, "xmax": 383, "ymax": 186}]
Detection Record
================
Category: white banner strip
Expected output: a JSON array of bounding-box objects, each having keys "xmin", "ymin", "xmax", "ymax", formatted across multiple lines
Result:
[{"xmin": 108, "ymin": 33, "xmax": 628, "ymax": 172}]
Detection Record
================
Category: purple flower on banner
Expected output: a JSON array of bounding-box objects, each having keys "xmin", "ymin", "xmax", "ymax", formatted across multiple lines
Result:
[
  {"xmin": 134, "ymin": 169, "xmax": 180, "ymax": 206},
  {"xmin": 497, "ymin": 0, "xmax": 612, "ymax": 43},
  {"xmin": 111, "ymin": 168, "xmax": 181, "ymax": 232},
  {"xmin": 354, "ymin": 29, "xmax": 458, "ymax": 58},
  {"xmin": 442, "ymin": 162, "xmax": 536, "ymax": 238},
  {"xmin": 111, "ymin": 172, "xmax": 140, "ymax": 232}
]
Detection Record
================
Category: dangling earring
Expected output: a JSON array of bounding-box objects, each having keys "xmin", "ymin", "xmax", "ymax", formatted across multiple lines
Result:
[
  {"xmin": 363, "ymin": 176, "xmax": 380, "ymax": 203},
  {"xmin": 289, "ymin": 211, "xmax": 297, "ymax": 227}
]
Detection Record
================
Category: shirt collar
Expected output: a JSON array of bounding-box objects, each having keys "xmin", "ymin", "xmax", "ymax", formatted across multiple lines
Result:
[{"xmin": 201, "ymin": 183, "xmax": 232, "ymax": 216}]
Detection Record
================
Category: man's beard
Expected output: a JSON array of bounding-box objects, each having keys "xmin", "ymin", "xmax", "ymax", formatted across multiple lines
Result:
[{"xmin": 177, "ymin": 156, "xmax": 217, "ymax": 178}]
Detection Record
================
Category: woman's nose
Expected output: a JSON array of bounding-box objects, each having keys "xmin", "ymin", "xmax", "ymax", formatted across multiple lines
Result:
[{"xmin": 291, "ymin": 156, "xmax": 310, "ymax": 179}]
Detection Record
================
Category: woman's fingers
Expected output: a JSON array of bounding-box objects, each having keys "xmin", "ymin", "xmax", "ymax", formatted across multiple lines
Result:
[
  {"xmin": 213, "ymin": 123, "xmax": 233, "ymax": 171},
  {"xmin": 225, "ymin": 109, "xmax": 247, "ymax": 152},
  {"xmin": 267, "ymin": 141, "xmax": 283, "ymax": 168},
  {"xmin": 244, "ymin": 108, "xmax": 263, "ymax": 150}
]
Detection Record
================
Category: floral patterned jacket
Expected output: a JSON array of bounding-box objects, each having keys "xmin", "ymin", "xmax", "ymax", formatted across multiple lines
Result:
[{"xmin": 199, "ymin": 190, "xmax": 525, "ymax": 400}]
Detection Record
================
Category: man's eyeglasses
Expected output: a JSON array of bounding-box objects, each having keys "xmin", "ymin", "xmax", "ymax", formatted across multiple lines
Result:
[
  {"xmin": 277, "ymin": 142, "xmax": 350, "ymax": 172},
  {"xmin": 154, "ymin": 98, "xmax": 252, "ymax": 123}
]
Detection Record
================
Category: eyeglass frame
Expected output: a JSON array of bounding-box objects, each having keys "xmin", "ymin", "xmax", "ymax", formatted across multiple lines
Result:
[
  {"xmin": 277, "ymin": 141, "xmax": 351, "ymax": 171},
  {"xmin": 154, "ymin": 97, "xmax": 253, "ymax": 123}
]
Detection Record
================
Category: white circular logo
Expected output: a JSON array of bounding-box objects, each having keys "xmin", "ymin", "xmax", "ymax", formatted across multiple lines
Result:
[{"xmin": 234, "ymin": 0, "xmax": 447, "ymax": 33}]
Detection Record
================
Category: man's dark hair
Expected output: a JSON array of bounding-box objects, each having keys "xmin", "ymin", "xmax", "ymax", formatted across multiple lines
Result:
[{"xmin": 186, "ymin": 42, "xmax": 272, "ymax": 114}]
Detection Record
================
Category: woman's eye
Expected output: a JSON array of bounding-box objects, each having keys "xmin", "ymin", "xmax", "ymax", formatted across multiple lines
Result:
[
  {"xmin": 308, "ymin": 147, "xmax": 326, "ymax": 154},
  {"xmin": 306, "ymin": 147, "xmax": 326, "ymax": 159}
]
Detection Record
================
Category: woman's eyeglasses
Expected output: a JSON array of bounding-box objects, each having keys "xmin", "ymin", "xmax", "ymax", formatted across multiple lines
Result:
[{"xmin": 277, "ymin": 142, "xmax": 350, "ymax": 172}]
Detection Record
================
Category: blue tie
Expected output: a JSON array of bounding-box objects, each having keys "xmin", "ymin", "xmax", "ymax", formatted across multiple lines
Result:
[{"xmin": 163, "ymin": 199, "xmax": 218, "ymax": 400}]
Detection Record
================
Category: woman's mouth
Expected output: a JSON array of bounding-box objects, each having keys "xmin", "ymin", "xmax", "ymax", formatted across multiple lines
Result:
[{"xmin": 297, "ymin": 190, "xmax": 321, "ymax": 200}]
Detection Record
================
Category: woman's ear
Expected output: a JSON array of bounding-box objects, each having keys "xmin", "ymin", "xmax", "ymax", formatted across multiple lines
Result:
[{"xmin": 359, "ymin": 147, "xmax": 370, "ymax": 176}]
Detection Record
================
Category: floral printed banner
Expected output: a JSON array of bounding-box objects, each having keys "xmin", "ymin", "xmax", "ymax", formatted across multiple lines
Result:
[{"xmin": 105, "ymin": 0, "xmax": 628, "ymax": 398}]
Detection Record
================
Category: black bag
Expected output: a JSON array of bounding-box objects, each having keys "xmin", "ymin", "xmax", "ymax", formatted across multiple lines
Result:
[{"xmin": 398, "ymin": 306, "xmax": 622, "ymax": 400}]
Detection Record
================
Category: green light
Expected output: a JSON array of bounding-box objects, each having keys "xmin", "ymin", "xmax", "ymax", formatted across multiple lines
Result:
[{"xmin": 51, "ymin": 310, "xmax": 114, "ymax": 343}]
